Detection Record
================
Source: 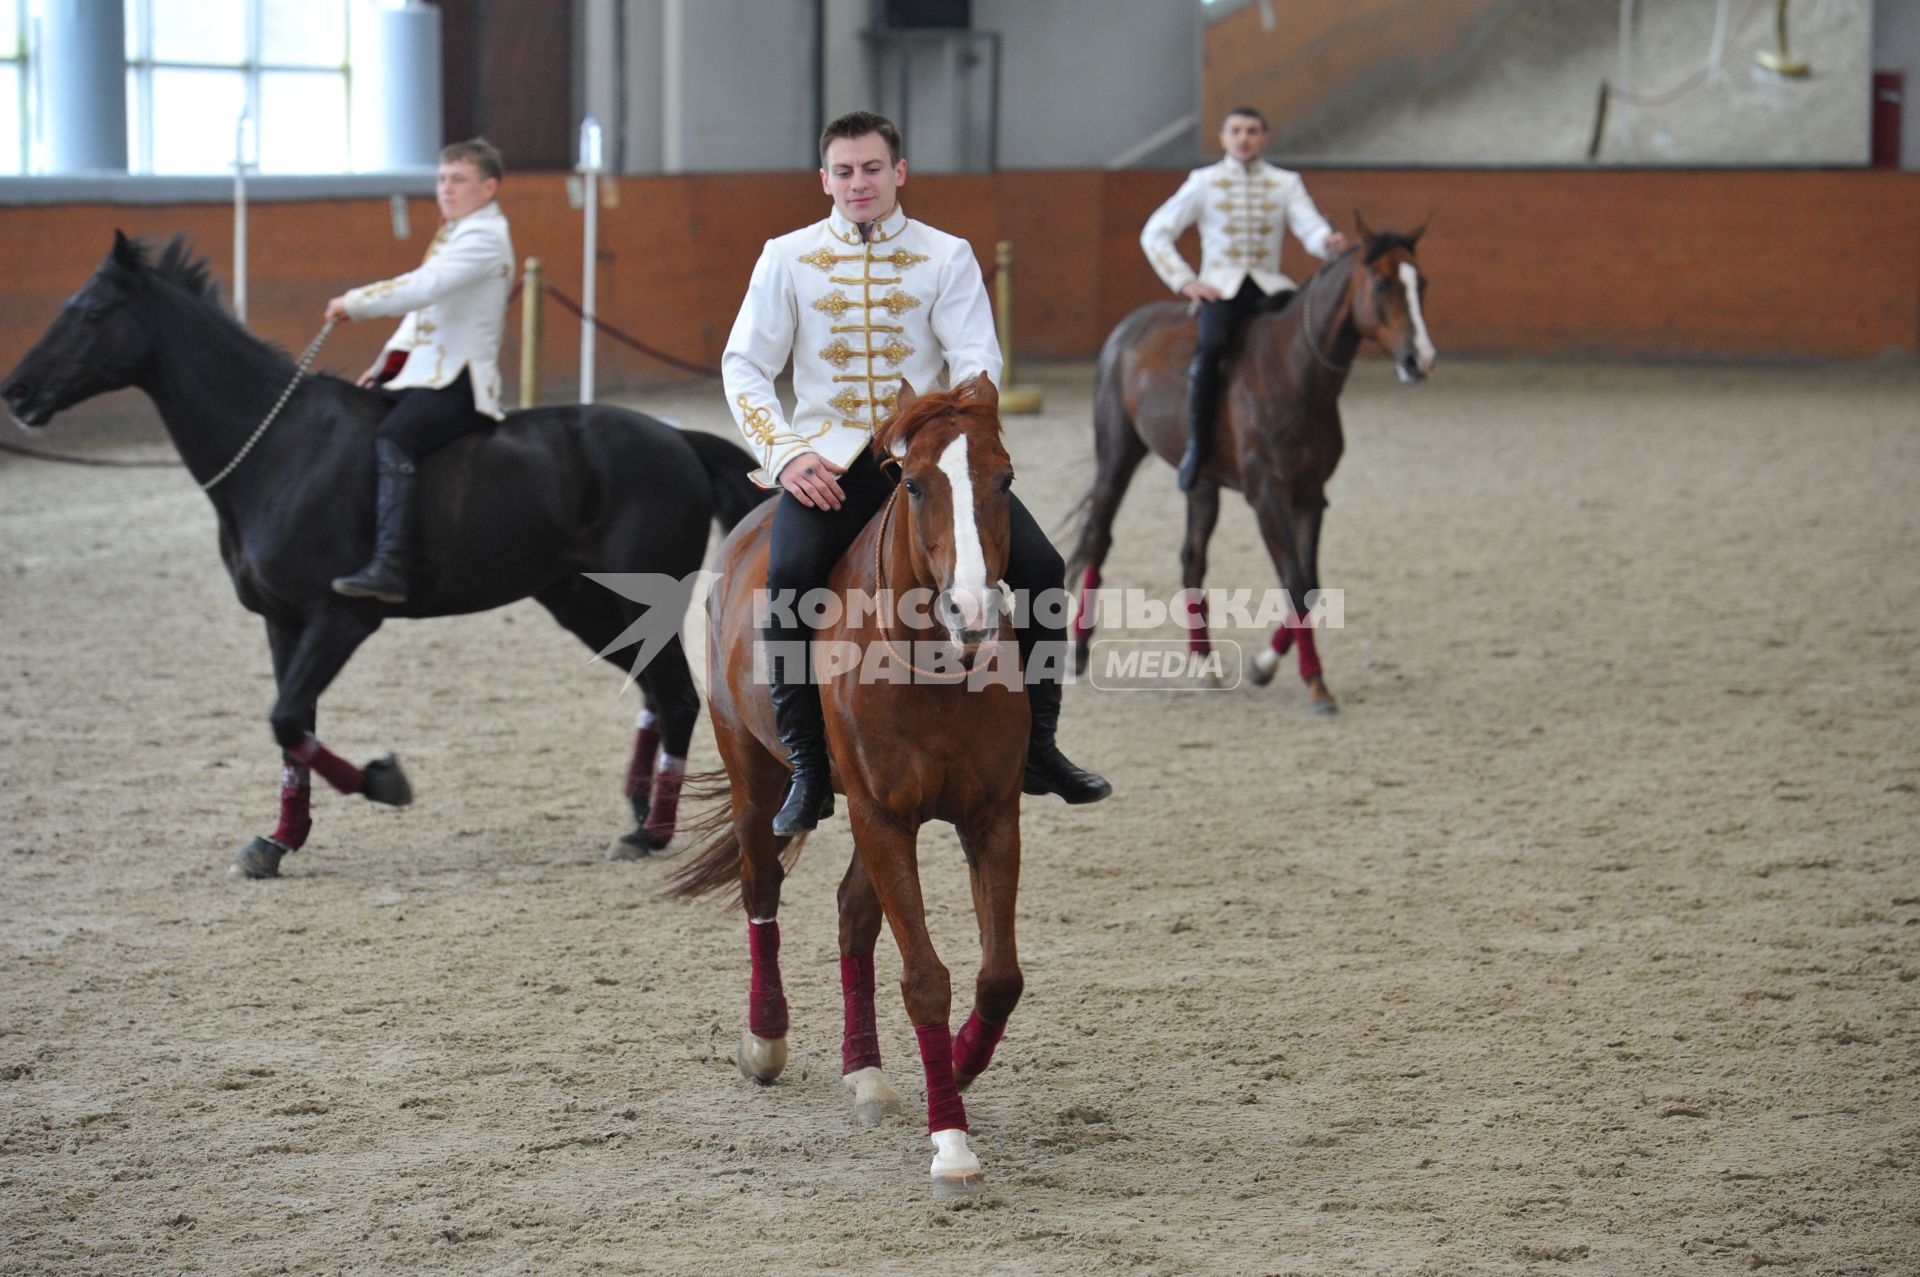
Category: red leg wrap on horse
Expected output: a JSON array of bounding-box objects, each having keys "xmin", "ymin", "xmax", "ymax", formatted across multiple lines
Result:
[
  {"xmin": 1072, "ymin": 567, "xmax": 1101, "ymax": 641},
  {"xmin": 747, "ymin": 919, "xmax": 789, "ymax": 1039},
  {"xmin": 1270, "ymin": 625, "xmax": 1294, "ymax": 657},
  {"xmin": 1182, "ymin": 591, "xmax": 1211, "ymax": 656},
  {"xmin": 952, "ymin": 1009, "xmax": 1007, "ymax": 1080},
  {"xmin": 290, "ymin": 734, "xmax": 364, "ymax": 795},
  {"xmin": 646, "ymin": 756, "xmax": 685, "ymax": 836},
  {"xmin": 624, "ymin": 717, "xmax": 662, "ymax": 798},
  {"xmin": 913, "ymin": 1022, "xmax": 969, "ymax": 1133},
  {"xmin": 270, "ymin": 762, "xmax": 312, "ymax": 849},
  {"xmin": 840, "ymin": 953, "xmax": 882, "ymax": 1074},
  {"xmin": 1295, "ymin": 622, "xmax": 1323, "ymax": 681}
]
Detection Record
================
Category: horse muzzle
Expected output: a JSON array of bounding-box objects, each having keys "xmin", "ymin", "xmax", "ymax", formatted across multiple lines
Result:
[
  {"xmin": 1396, "ymin": 352, "xmax": 1433, "ymax": 385},
  {"xmin": 3, "ymin": 379, "xmax": 54, "ymax": 429}
]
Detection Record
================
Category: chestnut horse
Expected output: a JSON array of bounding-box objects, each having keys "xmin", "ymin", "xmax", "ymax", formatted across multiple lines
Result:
[
  {"xmin": 1065, "ymin": 219, "xmax": 1435, "ymax": 712},
  {"xmin": 672, "ymin": 376, "xmax": 1027, "ymax": 1192}
]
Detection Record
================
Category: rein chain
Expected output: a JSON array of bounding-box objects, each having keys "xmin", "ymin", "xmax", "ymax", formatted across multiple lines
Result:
[{"xmin": 200, "ymin": 318, "xmax": 337, "ymax": 491}]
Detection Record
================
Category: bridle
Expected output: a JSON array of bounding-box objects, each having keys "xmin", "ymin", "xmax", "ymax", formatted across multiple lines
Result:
[{"xmin": 870, "ymin": 478, "xmax": 1002, "ymax": 684}]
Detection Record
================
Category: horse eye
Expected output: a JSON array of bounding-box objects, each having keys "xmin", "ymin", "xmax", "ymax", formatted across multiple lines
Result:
[
  {"xmin": 903, "ymin": 478, "xmax": 923, "ymax": 499},
  {"xmin": 83, "ymin": 305, "xmax": 110, "ymax": 323},
  {"xmin": 997, "ymin": 474, "xmax": 1014, "ymax": 494}
]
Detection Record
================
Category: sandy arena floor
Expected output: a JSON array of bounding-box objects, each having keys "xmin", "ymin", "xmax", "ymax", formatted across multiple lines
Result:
[{"xmin": 2, "ymin": 357, "xmax": 1916, "ymax": 1275}]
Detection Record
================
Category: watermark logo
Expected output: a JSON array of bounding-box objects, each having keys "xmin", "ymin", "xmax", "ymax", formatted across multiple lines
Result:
[{"xmin": 1086, "ymin": 639, "xmax": 1243, "ymax": 692}]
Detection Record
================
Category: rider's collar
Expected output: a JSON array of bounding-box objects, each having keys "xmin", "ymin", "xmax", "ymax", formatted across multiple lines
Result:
[
  {"xmin": 1224, "ymin": 156, "xmax": 1265, "ymax": 176},
  {"xmin": 829, "ymin": 203, "xmax": 907, "ymax": 245}
]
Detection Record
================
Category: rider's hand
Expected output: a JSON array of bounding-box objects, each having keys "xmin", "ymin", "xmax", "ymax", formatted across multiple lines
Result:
[
  {"xmin": 356, "ymin": 359, "xmax": 386, "ymax": 388},
  {"xmin": 778, "ymin": 451, "xmax": 846, "ymax": 511},
  {"xmin": 323, "ymin": 296, "xmax": 352, "ymax": 324},
  {"xmin": 1180, "ymin": 281, "xmax": 1223, "ymax": 303},
  {"xmin": 1323, "ymin": 231, "xmax": 1352, "ymax": 255}
]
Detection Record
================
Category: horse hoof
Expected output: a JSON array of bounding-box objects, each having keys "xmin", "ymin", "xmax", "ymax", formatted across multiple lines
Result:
[
  {"xmin": 606, "ymin": 828, "xmax": 670, "ymax": 861},
  {"xmin": 627, "ymin": 794, "xmax": 652, "ymax": 829},
  {"xmin": 1249, "ymin": 648, "xmax": 1280, "ymax": 687},
  {"xmin": 929, "ymin": 1129, "xmax": 984, "ymax": 1195},
  {"xmin": 229, "ymin": 836, "xmax": 290, "ymax": 880},
  {"xmin": 735, "ymin": 1031, "xmax": 787, "ymax": 1084},
  {"xmin": 843, "ymin": 1066, "xmax": 904, "ymax": 1127},
  {"xmin": 1308, "ymin": 697, "xmax": 1340, "ymax": 717},
  {"xmin": 361, "ymin": 754, "xmax": 412, "ymax": 807}
]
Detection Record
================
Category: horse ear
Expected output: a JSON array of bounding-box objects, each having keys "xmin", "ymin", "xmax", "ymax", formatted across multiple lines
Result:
[
  {"xmin": 962, "ymin": 371, "xmax": 999, "ymax": 411},
  {"xmin": 1353, "ymin": 211, "xmax": 1375, "ymax": 243},
  {"xmin": 887, "ymin": 379, "xmax": 918, "ymax": 458},
  {"xmin": 1406, "ymin": 213, "xmax": 1430, "ymax": 247},
  {"xmin": 110, "ymin": 230, "xmax": 140, "ymax": 271}
]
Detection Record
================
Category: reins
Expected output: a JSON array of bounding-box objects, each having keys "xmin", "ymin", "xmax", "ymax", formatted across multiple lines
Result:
[
  {"xmin": 198, "ymin": 318, "xmax": 337, "ymax": 491},
  {"xmin": 1299, "ymin": 256, "xmax": 1355, "ymax": 375}
]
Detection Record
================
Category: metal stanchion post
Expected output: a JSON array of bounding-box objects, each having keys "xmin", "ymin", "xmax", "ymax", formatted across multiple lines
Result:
[
  {"xmin": 994, "ymin": 240, "xmax": 1043, "ymax": 414},
  {"xmin": 519, "ymin": 257, "xmax": 543, "ymax": 409},
  {"xmin": 577, "ymin": 115, "xmax": 605, "ymax": 404},
  {"xmin": 231, "ymin": 112, "xmax": 255, "ymax": 324},
  {"xmin": 1755, "ymin": 0, "xmax": 1809, "ymax": 77}
]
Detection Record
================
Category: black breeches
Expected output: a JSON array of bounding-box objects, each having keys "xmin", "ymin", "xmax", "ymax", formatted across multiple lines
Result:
[
  {"xmin": 763, "ymin": 450, "xmax": 1068, "ymax": 681},
  {"xmin": 1195, "ymin": 279, "xmax": 1296, "ymax": 360},
  {"xmin": 373, "ymin": 370, "xmax": 489, "ymax": 460}
]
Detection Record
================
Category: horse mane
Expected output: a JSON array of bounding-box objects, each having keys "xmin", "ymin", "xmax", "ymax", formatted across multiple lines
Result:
[
  {"xmin": 113, "ymin": 234, "xmax": 295, "ymax": 369},
  {"xmin": 870, "ymin": 380, "xmax": 1003, "ymax": 461}
]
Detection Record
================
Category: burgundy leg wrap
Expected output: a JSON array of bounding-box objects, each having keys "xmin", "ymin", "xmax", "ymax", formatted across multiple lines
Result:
[
  {"xmin": 952, "ymin": 1009, "xmax": 1007, "ymax": 1080},
  {"xmin": 290, "ymin": 733, "xmax": 364, "ymax": 795},
  {"xmin": 840, "ymin": 953, "xmax": 882, "ymax": 1074},
  {"xmin": 1270, "ymin": 625, "xmax": 1294, "ymax": 657},
  {"xmin": 269, "ymin": 762, "xmax": 312, "ymax": 849},
  {"xmin": 1294, "ymin": 621, "xmax": 1323, "ymax": 681},
  {"xmin": 1072, "ymin": 567, "xmax": 1101, "ymax": 642},
  {"xmin": 914, "ymin": 1022, "xmax": 969, "ymax": 1133},
  {"xmin": 1181, "ymin": 590, "xmax": 1211, "ymax": 656},
  {"xmin": 624, "ymin": 712, "xmax": 662, "ymax": 799},
  {"xmin": 748, "ymin": 919, "xmax": 789, "ymax": 1039},
  {"xmin": 646, "ymin": 755, "xmax": 685, "ymax": 837}
]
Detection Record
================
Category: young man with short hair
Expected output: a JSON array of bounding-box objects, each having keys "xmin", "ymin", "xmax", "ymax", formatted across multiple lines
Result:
[
  {"xmin": 723, "ymin": 110, "xmax": 1110, "ymax": 836},
  {"xmin": 1141, "ymin": 106, "xmax": 1350, "ymax": 490},
  {"xmin": 323, "ymin": 137, "xmax": 515, "ymax": 603}
]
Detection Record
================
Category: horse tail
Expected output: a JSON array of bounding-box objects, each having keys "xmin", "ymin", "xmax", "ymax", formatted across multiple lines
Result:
[
  {"xmin": 1060, "ymin": 325, "xmax": 1135, "ymax": 583},
  {"xmin": 682, "ymin": 430, "xmax": 772, "ymax": 535},
  {"xmin": 663, "ymin": 769, "xmax": 812, "ymax": 904}
]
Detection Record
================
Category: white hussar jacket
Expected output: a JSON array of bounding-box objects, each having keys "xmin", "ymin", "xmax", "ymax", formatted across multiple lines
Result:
[
  {"xmin": 1140, "ymin": 157, "xmax": 1337, "ymax": 298},
  {"xmin": 342, "ymin": 200, "xmax": 515, "ymax": 420},
  {"xmin": 722, "ymin": 203, "xmax": 1002, "ymax": 488}
]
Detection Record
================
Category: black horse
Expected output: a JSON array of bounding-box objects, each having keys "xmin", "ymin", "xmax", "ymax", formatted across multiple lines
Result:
[{"xmin": 2, "ymin": 234, "xmax": 768, "ymax": 878}]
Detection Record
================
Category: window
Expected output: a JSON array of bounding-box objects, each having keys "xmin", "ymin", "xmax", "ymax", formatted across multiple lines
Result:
[
  {"xmin": 1, "ymin": 0, "xmax": 22, "ymax": 175},
  {"xmin": 124, "ymin": 0, "xmax": 352, "ymax": 174}
]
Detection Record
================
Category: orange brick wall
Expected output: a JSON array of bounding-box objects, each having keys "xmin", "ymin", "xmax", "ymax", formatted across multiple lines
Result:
[{"xmin": 2, "ymin": 169, "xmax": 1914, "ymax": 415}]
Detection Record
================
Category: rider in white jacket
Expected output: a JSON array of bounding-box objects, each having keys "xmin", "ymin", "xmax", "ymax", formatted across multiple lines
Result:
[
  {"xmin": 322, "ymin": 138, "xmax": 515, "ymax": 603},
  {"xmin": 1140, "ymin": 107, "xmax": 1348, "ymax": 490}
]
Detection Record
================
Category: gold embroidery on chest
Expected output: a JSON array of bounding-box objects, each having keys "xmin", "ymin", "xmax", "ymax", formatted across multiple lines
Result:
[
  {"xmin": 798, "ymin": 246, "xmax": 858, "ymax": 272},
  {"xmin": 819, "ymin": 338, "xmax": 859, "ymax": 369},
  {"xmin": 878, "ymin": 249, "xmax": 929, "ymax": 270},
  {"xmin": 827, "ymin": 386, "xmax": 867, "ymax": 417},
  {"xmin": 875, "ymin": 290, "xmax": 921, "ymax": 316},
  {"xmin": 873, "ymin": 336, "xmax": 914, "ymax": 365},
  {"xmin": 811, "ymin": 292, "xmax": 857, "ymax": 318}
]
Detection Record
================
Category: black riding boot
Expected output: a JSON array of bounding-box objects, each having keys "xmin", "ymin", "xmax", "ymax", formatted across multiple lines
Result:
[
  {"xmin": 767, "ymin": 637, "xmax": 835, "ymax": 835},
  {"xmin": 333, "ymin": 439, "xmax": 417, "ymax": 603},
  {"xmin": 1022, "ymin": 675, "xmax": 1112, "ymax": 804},
  {"xmin": 1176, "ymin": 350, "xmax": 1222, "ymax": 492}
]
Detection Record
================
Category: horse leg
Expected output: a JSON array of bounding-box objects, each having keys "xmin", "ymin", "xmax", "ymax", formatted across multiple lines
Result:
[
  {"xmin": 1288, "ymin": 500, "xmax": 1337, "ymax": 713},
  {"xmin": 236, "ymin": 610, "xmax": 398, "ymax": 877},
  {"xmin": 609, "ymin": 636, "xmax": 699, "ymax": 859},
  {"xmin": 232, "ymin": 617, "xmax": 314, "ymax": 879},
  {"xmin": 1069, "ymin": 421, "xmax": 1150, "ymax": 674},
  {"xmin": 1245, "ymin": 486, "xmax": 1335, "ymax": 711},
  {"xmin": 953, "ymin": 805, "xmax": 1023, "ymax": 1093},
  {"xmin": 531, "ymin": 581, "xmax": 699, "ymax": 858},
  {"xmin": 848, "ymin": 802, "xmax": 981, "ymax": 1191},
  {"xmin": 732, "ymin": 746, "xmax": 797, "ymax": 1084},
  {"xmin": 837, "ymin": 852, "xmax": 904, "ymax": 1126},
  {"xmin": 1178, "ymin": 480, "xmax": 1223, "ymax": 682}
]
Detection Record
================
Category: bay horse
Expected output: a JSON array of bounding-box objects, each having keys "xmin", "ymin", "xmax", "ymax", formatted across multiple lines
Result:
[
  {"xmin": 1066, "ymin": 218, "xmax": 1435, "ymax": 712},
  {"xmin": 1, "ymin": 234, "xmax": 767, "ymax": 878},
  {"xmin": 671, "ymin": 375, "xmax": 1027, "ymax": 1193}
]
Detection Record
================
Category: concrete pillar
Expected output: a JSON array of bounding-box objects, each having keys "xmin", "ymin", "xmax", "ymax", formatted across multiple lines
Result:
[
  {"xmin": 350, "ymin": 1, "xmax": 442, "ymax": 171},
  {"xmin": 40, "ymin": 0, "xmax": 128, "ymax": 174}
]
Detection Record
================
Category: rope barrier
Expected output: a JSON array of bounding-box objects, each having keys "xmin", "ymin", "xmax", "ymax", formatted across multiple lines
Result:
[
  {"xmin": 0, "ymin": 436, "xmax": 181, "ymax": 468},
  {"xmin": 1607, "ymin": 0, "xmax": 1768, "ymax": 108},
  {"xmin": 543, "ymin": 285, "xmax": 725, "ymax": 379}
]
